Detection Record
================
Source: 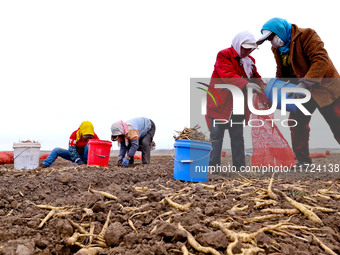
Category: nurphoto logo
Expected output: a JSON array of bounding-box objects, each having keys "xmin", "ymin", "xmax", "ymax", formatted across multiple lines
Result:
[{"xmin": 197, "ymin": 83, "xmax": 312, "ymax": 128}]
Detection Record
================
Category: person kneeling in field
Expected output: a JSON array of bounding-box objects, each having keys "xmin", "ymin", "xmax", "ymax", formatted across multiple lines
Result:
[
  {"xmin": 111, "ymin": 117, "xmax": 156, "ymax": 166},
  {"xmin": 41, "ymin": 121, "xmax": 99, "ymax": 168}
]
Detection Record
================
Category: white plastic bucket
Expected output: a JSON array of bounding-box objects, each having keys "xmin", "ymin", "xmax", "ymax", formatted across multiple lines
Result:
[{"xmin": 13, "ymin": 142, "xmax": 41, "ymax": 170}]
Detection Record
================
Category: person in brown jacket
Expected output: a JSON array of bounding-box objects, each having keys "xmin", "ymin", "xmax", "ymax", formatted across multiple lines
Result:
[{"xmin": 257, "ymin": 17, "xmax": 340, "ymax": 166}]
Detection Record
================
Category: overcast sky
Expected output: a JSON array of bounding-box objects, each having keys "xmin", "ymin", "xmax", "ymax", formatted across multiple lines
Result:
[{"xmin": 1, "ymin": 0, "xmax": 339, "ymax": 151}]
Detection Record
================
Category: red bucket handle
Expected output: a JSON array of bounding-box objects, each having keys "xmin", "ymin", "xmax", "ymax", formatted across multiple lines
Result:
[{"xmin": 90, "ymin": 151, "xmax": 110, "ymax": 158}]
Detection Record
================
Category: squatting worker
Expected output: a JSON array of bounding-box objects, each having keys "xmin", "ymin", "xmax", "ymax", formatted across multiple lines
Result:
[
  {"xmin": 110, "ymin": 117, "xmax": 156, "ymax": 166},
  {"xmin": 256, "ymin": 17, "xmax": 340, "ymax": 167},
  {"xmin": 206, "ymin": 31, "xmax": 266, "ymax": 171},
  {"xmin": 42, "ymin": 121, "xmax": 99, "ymax": 168}
]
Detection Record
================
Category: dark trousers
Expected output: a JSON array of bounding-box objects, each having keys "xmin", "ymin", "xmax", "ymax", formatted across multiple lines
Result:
[
  {"xmin": 138, "ymin": 120, "xmax": 156, "ymax": 164},
  {"xmin": 209, "ymin": 117, "xmax": 245, "ymax": 170},
  {"xmin": 289, "ymin": 97, "xmax": 340, "ymax": 162}
]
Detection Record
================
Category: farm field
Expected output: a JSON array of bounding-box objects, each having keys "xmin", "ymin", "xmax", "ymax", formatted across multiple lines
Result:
[{"xmin": 0, "ymin": 155, "xmax": 339, "ymax": 255}]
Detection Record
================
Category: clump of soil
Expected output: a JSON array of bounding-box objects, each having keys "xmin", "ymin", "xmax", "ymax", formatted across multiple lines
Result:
[{"xmin": 173, "ymin": 125, "xmax": 210, "ymax": 142}]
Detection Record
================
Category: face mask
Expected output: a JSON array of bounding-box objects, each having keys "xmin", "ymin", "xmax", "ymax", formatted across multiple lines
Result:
[{"xmin": 271, "ymin": 35, "xmax": 285, "ymax": 48}]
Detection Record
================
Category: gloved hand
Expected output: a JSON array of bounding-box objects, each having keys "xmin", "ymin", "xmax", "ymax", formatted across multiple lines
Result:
[
  {"xmin": 117, "ymin": 155, "xmax": 123, "ymax": 166},
  {"xmin": 75, "ymin": 158, "xmax": 85, "ymax": 165},
  {"xmin": 246, "ymin": 83, "xmax": 262, "ymax": 93},
  {"xmin": 287, "ymin": 81, "xmax": 314, "ymax": 99},
  {"xmin": 122, "ymin": 157, "xmax": 130, "ymax": 167}
]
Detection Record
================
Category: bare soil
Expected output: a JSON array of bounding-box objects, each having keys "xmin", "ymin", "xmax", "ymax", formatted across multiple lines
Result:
[{"xmin": 0, "ymin": 155, "xmax": 339, "ymax": 255}]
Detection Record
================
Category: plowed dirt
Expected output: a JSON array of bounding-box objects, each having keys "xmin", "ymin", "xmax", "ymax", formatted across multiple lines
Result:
[{"xmin": 0, "ymin": 155, "xmax": 339, "ymax": 255}]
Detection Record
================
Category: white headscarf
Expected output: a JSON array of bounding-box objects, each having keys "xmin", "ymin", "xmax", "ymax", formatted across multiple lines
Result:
[{"xmin": 231, "ymin": 31, "xmax": 257, "ymax": 78}]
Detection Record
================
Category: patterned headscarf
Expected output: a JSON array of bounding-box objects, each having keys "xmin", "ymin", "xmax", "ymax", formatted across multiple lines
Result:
[
  {"xmin": 110, "ymin": 120, "xmax": 129, "ymax": 136},
  {"xmin": 110, "ymin": 120, "xmax": 139, "ymax": 146}
]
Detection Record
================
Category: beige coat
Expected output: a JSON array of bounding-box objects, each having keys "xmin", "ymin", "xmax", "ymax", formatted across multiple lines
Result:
[{"xmin": 273, "ymin": 24, "xmax": 340, "ymax": 108}]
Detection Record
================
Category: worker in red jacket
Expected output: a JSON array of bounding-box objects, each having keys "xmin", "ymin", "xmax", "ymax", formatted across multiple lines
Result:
[
  {"xmin": 206, "ymin": 31, "xmax": 265, "ymax": 171},
  {"xmin": 42, "ymin": 121, "xmax": 99, "ymax": 167}
]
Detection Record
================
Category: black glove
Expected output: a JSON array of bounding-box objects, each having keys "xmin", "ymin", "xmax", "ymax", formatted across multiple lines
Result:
[{"xmin": 75, "ymin": 158, "xmax": 85, "ymax": 165}]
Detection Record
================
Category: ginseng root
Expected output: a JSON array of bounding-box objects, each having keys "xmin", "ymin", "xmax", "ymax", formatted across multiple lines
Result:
[
  {"xmin": 283, "ymin": 194, "xmax": 323, "ymax": 225},
  {"xmin": 98, "ymin": 210, "xmax": 111, "ymax": 238},
  {"xmin": 178, "ymin": 223, "xmax": 220, "ymax": 255},
  {"xmin": 165, "ymin": 197, "xmax": 191, "ymax": 212},
  {"xmin": 260, "ymin": 208, "xmax": 300, "ymax": 215},
  {"xmin": 89, "ymin": 188, "xmax": 117, "ymax": 200},
  {"xmin": 75, "ymin": 247, "xmax": 103, "ymax": 255},
  {"xmin": 38, "ymin": 208, "xmax": 56, "ymax": 229},
  {"xmin": 267, "ymin": 172, "xmax": 278, "ymax": 200},
  {"xmin": 312, "ymin": 234, "xmax": 337, "ymax": 255},
  {"xmin": 128, "ymin": 219, "xmax": 137, "ymax": 233},
  {"xmin": 66, "ymin": 232, "xmax": 80, "ymax": 246}
]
